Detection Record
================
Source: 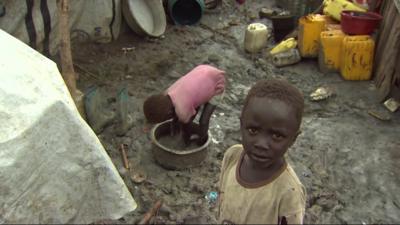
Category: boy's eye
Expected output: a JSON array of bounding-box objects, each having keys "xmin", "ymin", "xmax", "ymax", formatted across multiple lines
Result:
[
  {"xmin": 248, "ymin": 128, "xmax": 258, "ymax": 135},
  {"xmin": 272, "ymin": 133, "xmax": 284, "ymax": 140}
]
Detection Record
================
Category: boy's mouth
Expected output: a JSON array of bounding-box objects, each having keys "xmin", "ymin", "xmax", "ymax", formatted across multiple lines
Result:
[{"xmin": 250, "ymin": 152, "xmax": 271, "ymax": 162}]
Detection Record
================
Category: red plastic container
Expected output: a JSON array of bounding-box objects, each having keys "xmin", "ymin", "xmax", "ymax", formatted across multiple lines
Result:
[{"xmin": 340, "ymin": 10, "xmax": 383, "ymax": 35}]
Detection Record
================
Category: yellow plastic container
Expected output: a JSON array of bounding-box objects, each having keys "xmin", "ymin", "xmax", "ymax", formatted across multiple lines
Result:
[
  {"xmin": 325, "ymin": 24, "xmax": 341, "ymax": 31},
  {"xmin": 323, "ymin": 0, "xmax": 366, "ymax": 21},
  {"xmin": 318, "ymin": 30, "xmax": 345, "ymax": 73},
  {"xmin": 298, "ymin": 14, "xmax": 326, "ymax": 58},
  {"xmin": 340, "ymin": 35, "xmax": 375, "ymax": 80},
  {"xmin": 270, "ymin": 38, "xmax": 297, "ymax": 55}
]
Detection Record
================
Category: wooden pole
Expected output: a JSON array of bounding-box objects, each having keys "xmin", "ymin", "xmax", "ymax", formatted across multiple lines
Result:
[
  {"xmin": 59, "ymin": 0, "xmax": 77, "ymax": 95},
  {"xmin": 58, "ymin": 0, "xmax": 85, "ymax": 118}
]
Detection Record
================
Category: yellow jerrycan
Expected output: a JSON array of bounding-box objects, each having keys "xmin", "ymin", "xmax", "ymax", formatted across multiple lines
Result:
[
  {"xmin": 318, "ymin": 30, "xmax": 345, "ymax": 73},
  {"xmin": 340, "ymin": 35, "xmax": 375, "ymax": 80},
  {"xmin": 298, "ymin": 14, "xmax": 326, "ymax": 58}
]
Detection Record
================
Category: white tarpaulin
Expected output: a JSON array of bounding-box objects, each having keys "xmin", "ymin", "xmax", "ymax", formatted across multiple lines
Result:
[{"xmin": 0, "ymin": 29, "xmax": 136, "ymax": 223}]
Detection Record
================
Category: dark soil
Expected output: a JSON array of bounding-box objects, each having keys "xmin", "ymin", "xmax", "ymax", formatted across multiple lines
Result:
[{"xmin": 71, "ymin": 1, "xmax": 400, "ymax": 224}]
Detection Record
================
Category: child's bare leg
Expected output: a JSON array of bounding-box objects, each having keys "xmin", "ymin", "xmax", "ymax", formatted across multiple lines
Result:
[{"xmin": 198, "ymin": 102, "xmax": 216, "ymax": 145}]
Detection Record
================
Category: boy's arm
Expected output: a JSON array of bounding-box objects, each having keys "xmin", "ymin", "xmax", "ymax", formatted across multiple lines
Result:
[
  {"xmin": 279, "ymin": 210, "xmax": 305, "ymax": 225},
  {"xmin": 278, "ymin": 185, "xmax": 306, "ymax": 225}
]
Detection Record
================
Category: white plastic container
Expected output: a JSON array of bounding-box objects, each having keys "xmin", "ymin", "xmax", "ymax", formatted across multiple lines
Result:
[{"xmin": 244, "ymin": 23, "xmax": 269, "ymax": 53}]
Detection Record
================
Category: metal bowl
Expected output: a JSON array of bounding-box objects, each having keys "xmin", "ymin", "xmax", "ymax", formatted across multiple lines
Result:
[{"xmin": 150, "ymin": 120, "xmax": 210, "ymax": 170}]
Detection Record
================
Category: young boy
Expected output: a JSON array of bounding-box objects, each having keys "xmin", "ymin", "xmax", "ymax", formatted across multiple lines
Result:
[
  {"xmin": 143, "ymin": 64, "xmax": 225, "ymax": 145},
  {"xmin": 218, "ymin": 79, "xmax": 306, "ymax": 224}
]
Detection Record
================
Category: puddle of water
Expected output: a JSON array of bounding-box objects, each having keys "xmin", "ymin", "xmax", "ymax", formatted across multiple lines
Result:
[{"xmin": 158, "ymin": 132, "xmax": 201, "ymax": 151}]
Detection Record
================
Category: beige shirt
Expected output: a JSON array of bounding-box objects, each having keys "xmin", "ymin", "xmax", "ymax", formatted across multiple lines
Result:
[{"xmin": 218, "ymin": 145, "xmax": 306, "ymax": 224}]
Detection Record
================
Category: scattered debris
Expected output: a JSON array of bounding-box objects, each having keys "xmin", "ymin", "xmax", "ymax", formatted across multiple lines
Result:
[
  {"xmin": 228, "ymin": 19, "xmax": 241, "ymax": 26},
  {"xmin": 208, "ymin": 54, "xmax": 222, "ymax": 64},
  {"xmin": 383, "ymin": 98, "xmax": 400, "ymax": 112},
  {"xmin": 138, "ymin": 200, "xmax": 163, "ymax": 225},
  {"xmin": 122, "ymin": 47, "xmax": 135, "ymax": 54},
  {"xmin": 310, "ymin": 86, "xmax": 335, "ymax": 101},
  {"xmin": 205, "ymin": 191, "xmax": 218, "ymax": 205},
  {"xmin": 120, "ymin": 144, "xmax": 130, "ymax": 169},
  {"xmin": 130, "ymin": 169, "xmax": 147, "ymax": 184},
  {"xmin": 259, "ymin": 7, "xmax": 275, "ymax": 19},
  {"xmin": 368, "ymin": 109, "xmax": 391, "ymax": 121},
  {"xmin": 204, "ymin": 0, "xmax": 222, "ymax": 9},
  {"xmin": 271, "ymin": 48, "xmax": 301, "ymax": 67},
  {"xmin": 278, "ymin": 10, "xmax": 291, "ymax": 16}
]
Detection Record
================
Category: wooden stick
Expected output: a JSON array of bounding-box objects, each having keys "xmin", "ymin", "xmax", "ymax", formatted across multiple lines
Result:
[
  {"xmin": 58, "ymin": 0, "xmax": 77, "ymax": 95},
  {"xmin": 58, "ymin": 0, "xmax": 86, "ymax": 119},
  {"xmin": 120, "ymin": 144, "xmax": 130, "ymax": 169},
  {"xmin": 138, "ymin": 200, "xmax": 163, "ymax": 225}
]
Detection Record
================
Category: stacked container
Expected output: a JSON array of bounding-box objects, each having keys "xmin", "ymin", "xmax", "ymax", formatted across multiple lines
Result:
[
  {"xmin": 298, "ymin": 14, "xmax": 326, "ymax": 58},
  {"xmin": 319, "ymin": 30, "xmax": 345, "ymax": 73},
  {"xmin": 340, "ymin": 35, "xmax": 375, "ymax": 80}
]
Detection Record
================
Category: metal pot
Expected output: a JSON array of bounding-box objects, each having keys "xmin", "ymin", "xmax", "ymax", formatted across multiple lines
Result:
[{"xmin": 150, "ymin": 120, "xmax": 210, "ymax": 170}]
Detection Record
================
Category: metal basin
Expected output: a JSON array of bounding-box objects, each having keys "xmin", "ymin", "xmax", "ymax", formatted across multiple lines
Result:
[
  {"xmin": 122, "ymin": 0, "xmax": 166, "ymax": 37},
  {"xmin": 150, "ymin": 120, "xmax": 210, "ymax": 170}
]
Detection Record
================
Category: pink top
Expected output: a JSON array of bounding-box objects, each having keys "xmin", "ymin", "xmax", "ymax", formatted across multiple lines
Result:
[{"xmin": 167, "ymin": 65, "xmax": 225, "ymax": 123}]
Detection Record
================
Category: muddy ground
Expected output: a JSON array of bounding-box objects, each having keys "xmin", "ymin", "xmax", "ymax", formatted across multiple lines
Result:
[{"xmin": 71, "ymin": 1, "xmax": 400, "ymax": 224}]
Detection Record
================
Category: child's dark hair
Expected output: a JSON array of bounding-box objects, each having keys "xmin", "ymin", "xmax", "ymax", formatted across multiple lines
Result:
[
  {"xmin": 242, "ymin": 79, "xmax": 304, "ymax": 127},
  {"xmin": 143, "ymin": 94, "xmax": 173, "ymax": 123}
]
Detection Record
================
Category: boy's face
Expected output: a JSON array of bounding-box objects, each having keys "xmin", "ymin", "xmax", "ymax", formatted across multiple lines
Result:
[{"xmin": 240, "ymin": 96, "xmax": 300, "ymax": 169}]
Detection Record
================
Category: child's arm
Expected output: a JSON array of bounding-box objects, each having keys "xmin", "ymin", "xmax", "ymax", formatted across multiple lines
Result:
[
  {"xmin": 278, "ymin": 185, "xmax": 306, "ymax": 225},
  {"xmin": 181, "ymin": 107, "xmax": 200, "ymax": 145},
  {"xmin": 279, "ymin": 211, "xmax": 305, "ymax": 225},
  {"xmin": 197, "ymin": 102, "xmax": 216, "ymax": 145}
]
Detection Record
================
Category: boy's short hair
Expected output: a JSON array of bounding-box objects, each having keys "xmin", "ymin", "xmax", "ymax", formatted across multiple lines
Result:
[
  {"xmin": 143, "ymin": 94, "xmax": 172, "ymax": 123},
  {"xmin": 242, "ymin": 79, "xmax": 304, "ymax": 127}
]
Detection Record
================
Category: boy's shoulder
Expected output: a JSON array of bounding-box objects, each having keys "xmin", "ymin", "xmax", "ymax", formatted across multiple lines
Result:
[
  {"xmin": 223, "ymin": 144, "xmax": 243, "ymax": 161},
  {"xmin": 221, "ymin": 144, "xmax": 243, "ymax": 171}
]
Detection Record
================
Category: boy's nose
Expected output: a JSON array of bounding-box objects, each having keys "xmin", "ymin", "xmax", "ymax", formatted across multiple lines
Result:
[{"xmin": 253, "ymin": 137, "xmax": 270, "ymax": 150}]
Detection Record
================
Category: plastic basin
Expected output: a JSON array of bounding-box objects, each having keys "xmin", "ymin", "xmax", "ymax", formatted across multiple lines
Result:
[
  {"xmin": 150, "ymin": 120, "xmax": 210, "ymax": 170},
  {"xmin": 122, "ymin": 0, "xmax": 166, "ymax": 37},
  {"xmin": 340, "ymin": 10, "xmax": 383, "ymax": 35}
]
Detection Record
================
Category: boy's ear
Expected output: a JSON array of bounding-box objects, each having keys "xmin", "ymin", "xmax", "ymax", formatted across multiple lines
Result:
[{"xmin": 289, "ymin": 130, "xmax": 302, "ymax": 148}]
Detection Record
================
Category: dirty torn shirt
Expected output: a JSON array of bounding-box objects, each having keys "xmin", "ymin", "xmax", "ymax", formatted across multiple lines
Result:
[
  {"xmin": 166, "ymin": 64, "xmax": 225, "ymax": 123},
  {"xmin": 218, "ymin": 145, "xmax": 306, "ymax": 224}
]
